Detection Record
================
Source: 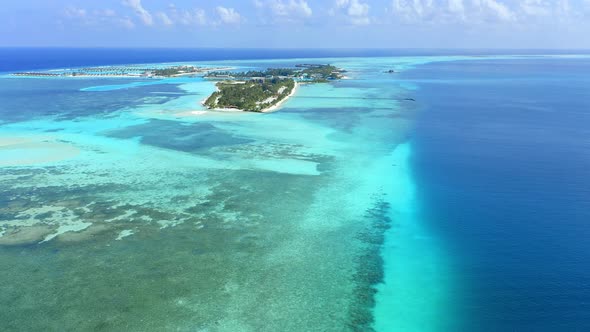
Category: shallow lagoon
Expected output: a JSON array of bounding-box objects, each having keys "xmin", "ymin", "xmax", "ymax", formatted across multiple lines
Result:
[
  {"xmin": 0, "ymin": 56, "xmax": 430, "ymax": 331},
  {"xmin": 2, "ymin": 54, "xmax": 567, "ymax": 331}
]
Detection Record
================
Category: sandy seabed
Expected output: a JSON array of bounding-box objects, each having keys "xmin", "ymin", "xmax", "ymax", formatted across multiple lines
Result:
[{"xmin": 0, "ymin": 136, "xmax": 80, "ymax": 166}]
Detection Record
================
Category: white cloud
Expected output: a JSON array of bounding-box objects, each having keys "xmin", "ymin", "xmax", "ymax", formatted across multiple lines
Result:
[
  {"xmin": 276, "ymin": 0, "xmax": 312, "ymax": 17},
  {"xmin": 556, "ymin": 0, "xmax": 572, "ymax": 17},
  {"xmin": 348, "ymin": 0, "xmax": 369, "ymax": 16},
  {"xmin": 478, "ymin": 0, "xmax": 515, "ymax": 21},
  {"xmin": 63, "ymin": 7, "xmax": 87, "ymax": 19},
  {"xmin": 411, "ymin": 0, "xmax": 429, "ymax": 17},
  {"xmin": 156, "ymin": 12, "xmax": 173, "ymax": 26},
  {"xmin": 192, "ymin": 9, "xmax": 208, "ymax": 25},
  {"xmin": 158, "ymin": 4, "xmax": 209, "ymax": 26},
  {"xmin": 334, "ymin": 0, "xmax": 371, "ymax": 25},
  {"xmin": 520, "ymin": 0, "xmax": 584, "ymax": 22},
  {"xmin": 216, "ymin": 6, "xmax": 241, "ymax": 24},
  {"xmin": 520, "ymin": 0, "xmax": 551, "ymax": 16},
  {"xmin": 118, "ymin": 17, "xmax": 136, "ymax": 29},
  {"xmin": 390, "ymin": 0, "xmax": 519, "ymax": 24},
  {"xmin": 390, "ymin": 0, "xmax": 435, "ymax": 22},
  {"xmin": 254, "ymin": 0, "xmax": 312, "ymax": 23},
  {"xmin": 63, "ymin": 7, "xmax": 136, "ymax": 29},
  {"xmin": 95, "ymin": 9, "xmax": 117, "ymax": 17},
  {"xmin": 448, "ymin": 0, "xmax": 465, "ymax": 19},
  {"xmin": 122, "ymin": 0, "xmax": 153, "ymax": 26}
]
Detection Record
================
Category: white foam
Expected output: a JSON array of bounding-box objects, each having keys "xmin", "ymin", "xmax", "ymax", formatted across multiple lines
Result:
[
  {"xmin": 116, "ymin": 229, "xmax": 135, "ymax": 240},
  {"xmin": 41, "ymin": 222, "xmax": 92, "ymax": 243}
]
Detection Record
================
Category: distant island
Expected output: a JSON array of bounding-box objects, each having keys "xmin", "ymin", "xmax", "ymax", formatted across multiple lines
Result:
[
  {"xmin": 203, "ymin": 64, "xmax": 345, "ymax": 112},
  {"xmin": 12, "ymin": 65, "xmax": 231, "ymax": 78},
  {"xmin": 11, "ymin": 63, "xmax": 346, "ymax": 113}
]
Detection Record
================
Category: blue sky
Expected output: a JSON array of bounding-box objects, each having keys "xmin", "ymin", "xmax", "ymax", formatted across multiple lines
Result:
[{"xmin": 1, "ymin": 0, "xmax": 590, "ymax": 48}]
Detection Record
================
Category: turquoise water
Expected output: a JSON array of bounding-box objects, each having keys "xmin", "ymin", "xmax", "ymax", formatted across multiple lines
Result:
[
  {"xmin": 2, "ymin": 54, "xmax": 585, "ymax": 331},
  {"xmin": 0, "ymin": 56, "xmax": 424, "ymax": 331}
]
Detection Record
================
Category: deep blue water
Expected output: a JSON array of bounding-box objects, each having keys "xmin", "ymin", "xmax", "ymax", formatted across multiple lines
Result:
[
  {"xmin": 407, "ymin": 58, "xmax": 590, "ymax": 331},
  {"xmin": 1, "ymin": 47, "xmax": 589, "ymax": 73}
]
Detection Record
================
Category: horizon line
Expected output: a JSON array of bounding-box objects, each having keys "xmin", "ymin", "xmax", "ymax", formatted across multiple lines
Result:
[{"xmin": 2, "ymin": 46, "xmax": 590, "ymax": 51}]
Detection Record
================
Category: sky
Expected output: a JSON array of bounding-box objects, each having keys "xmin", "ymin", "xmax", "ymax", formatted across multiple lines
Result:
[{"xmin": 1, "ymin": 0, "xmax": 590, "ymax": 49}]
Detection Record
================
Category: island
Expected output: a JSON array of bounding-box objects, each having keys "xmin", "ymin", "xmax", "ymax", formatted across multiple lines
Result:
[
  {"xmin": 203, "ymin": 64, "xmax": 345, "ymax": 112},
  {"xmin": 11, "ymin": 63, "xmax": 345, "ymax": 113},
  {"xmin": 12, "ymin": 65, "xmax": 231, "ymax": 78},
  {"xmin": 152, "ymin": 65, "xmax": 207, "ymax": 77}
]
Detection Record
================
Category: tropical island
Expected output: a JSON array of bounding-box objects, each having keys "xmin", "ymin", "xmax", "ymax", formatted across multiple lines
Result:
[
  {"xmin": 203, "ymin": 64, "xmax": 345, "ymax": 112},
  {"xmin": 12, "ymin": 65, "xmax": 231, "ymax": 78}
]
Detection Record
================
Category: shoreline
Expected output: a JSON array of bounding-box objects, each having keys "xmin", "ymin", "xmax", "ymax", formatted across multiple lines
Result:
[
  {"xmin": 199, "ymin": 80, "xmax": 300, "ymax": 114},
  {"xmin": 262, "ymin": 80, "xmax": 299, "ymax": 113}
]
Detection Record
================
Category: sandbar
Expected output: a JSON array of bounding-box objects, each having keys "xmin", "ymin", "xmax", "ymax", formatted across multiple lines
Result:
[{"xmin": 0, "ymin": 136, "xmax": 80, "ymax": 166}]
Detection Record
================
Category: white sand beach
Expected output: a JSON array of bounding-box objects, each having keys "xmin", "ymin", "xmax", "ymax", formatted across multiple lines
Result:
[
  {"xmin": 261, "ymin": 80, "xmax": 299, "ymax": 113},
  {"xmin": 195, "ymin": 80, "xmax": 299, "ymax": 114}
]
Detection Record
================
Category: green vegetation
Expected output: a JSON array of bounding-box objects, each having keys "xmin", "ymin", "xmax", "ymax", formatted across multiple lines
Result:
[
  {"xmin": 153, "ymin": 66, "xmax": 199, "ymax": 77},
  {"xmin": 205, "ymin": 68, "xmax": 296, "ymax": 79},
  {"xmin": 205, "ymin": 64, "xmax": 344, "ymax": 82},
  {"xmin": 203, "ymin": 64, "xmax": 344, "ymax": 112},
  {"xmin": 204, "ymin": 78, "xmax": 295, "ymax": 112},
  {"xmin": 300, "ymin": 64, "xmax": 344, "ymax": 82}
]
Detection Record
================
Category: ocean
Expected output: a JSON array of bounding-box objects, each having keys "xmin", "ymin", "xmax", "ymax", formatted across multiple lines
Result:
[
  {"xmin": 408, "ymin": 58, "xmax": 590, "ymax": 331},
  {"xmin": 0, "ymin": 49, "xmax": 589, "ymax": 331}
]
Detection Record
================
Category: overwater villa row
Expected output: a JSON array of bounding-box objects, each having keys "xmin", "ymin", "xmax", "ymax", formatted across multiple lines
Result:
[{"xmin": 11, "ymin": 65, "xmax": 232, "ymax": 78}]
